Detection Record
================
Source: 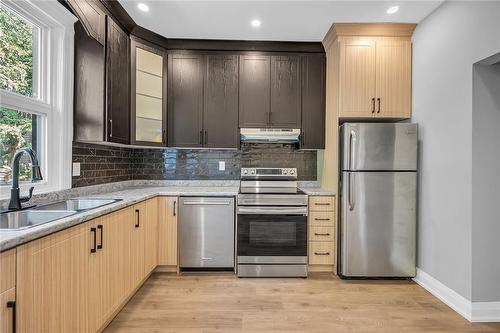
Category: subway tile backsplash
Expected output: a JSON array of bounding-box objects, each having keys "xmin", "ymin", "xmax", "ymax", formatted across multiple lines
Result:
[{"xmin": 72, "ymin": 142, "xmax": 317, "ymax": 188}]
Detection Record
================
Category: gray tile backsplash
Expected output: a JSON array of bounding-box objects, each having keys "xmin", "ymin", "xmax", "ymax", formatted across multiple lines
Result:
[{"xmin": 72, "ymin": 142, "xmax": 317, "ymax": 188}]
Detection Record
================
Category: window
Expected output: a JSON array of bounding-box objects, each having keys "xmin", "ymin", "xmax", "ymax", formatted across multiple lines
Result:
[{"xmin": 0, "ymin": 0, "xmax": 77, "ymax": 198}]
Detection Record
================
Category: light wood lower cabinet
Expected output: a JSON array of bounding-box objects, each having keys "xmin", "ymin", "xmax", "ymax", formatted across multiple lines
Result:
[
  {"xmin": 1, "ymin": 249, "xmax": 16, "ymax": 333},
  {"xmin": 308, "ymin": 195, "xmax": 337, "ymax": 273},
  {"xmin": 158, "ymin": 196, "xmax": 178, "ymax": 266},
  {"xmin": 15, "ymin": 198, "xmax": 159, "ymax": 333},
  {"xmin": 17, "ymin": 223, "xmax": 90, "ymax": 332},
  {"xmin": 143, "ymin": 198, "xmax": 158, "ymax": 273}
]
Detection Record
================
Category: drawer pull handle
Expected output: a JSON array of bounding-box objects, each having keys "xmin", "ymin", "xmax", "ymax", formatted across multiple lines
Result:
[
  {"xmin": 314, "ymin": 233, "xmax": 330, "ymax": 236},
  {"xmin": 315, "ymin": 218, "xmax": 331, "ymax": 221},
  {"xmin": 6, "ymin": 300, "xmax": 16, "ymax": 333},
  {"xmin": 314, "ymin": 252, "xmax": 330, "ymax": 256},
  {"xmin": 315, "ymin": 203, "xmax": 331, "ymax": 206}
]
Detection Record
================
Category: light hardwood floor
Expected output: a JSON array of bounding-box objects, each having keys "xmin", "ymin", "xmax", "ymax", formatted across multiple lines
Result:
[{"xmin": 104, "ymin": 273, "xmax": 500, "ymax": 333}]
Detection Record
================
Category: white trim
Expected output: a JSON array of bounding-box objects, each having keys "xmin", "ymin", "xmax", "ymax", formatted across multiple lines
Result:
[
  {"xmin": 0, "ymin": 0, "xmax": 77, "ymax": 199},
  {"xmin": 414, "ymin": 268, "xmax": 500, "ymax": 322},
  {"xmin": 472, "ymin": 302, "xmax": 500, "ymax": 323}
]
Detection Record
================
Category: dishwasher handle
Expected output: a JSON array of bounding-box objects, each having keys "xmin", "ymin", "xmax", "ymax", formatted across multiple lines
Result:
[{"xmin": 182, "ymin": 198, "xmax": 233, "ymax": 206}]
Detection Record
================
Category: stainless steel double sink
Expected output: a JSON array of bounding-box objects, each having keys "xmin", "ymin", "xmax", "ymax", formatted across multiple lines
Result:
[{"xmin": 0, "ymin": 199, "xmax": 121, "ymax": 230}]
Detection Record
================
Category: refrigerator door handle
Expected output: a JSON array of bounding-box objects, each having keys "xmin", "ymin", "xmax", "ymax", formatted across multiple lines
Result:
[
  {"xmin": 348, "ymin": 173, "xmax": 355, "ymax": 211},
  {"xmin": 349, "ymin": 130, "xmax": 356, "ymax": 170}
]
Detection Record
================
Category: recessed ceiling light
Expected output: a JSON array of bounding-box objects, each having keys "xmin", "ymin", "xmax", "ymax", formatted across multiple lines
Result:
[
  {"xmin": 386, "ymin": 5, "xmax": 399, "ymax": 14},
  {"xmin": 251, "ymin": 19, "xmax": 261, "ymax": 28},
  {"xmin": 137, "ymin": 3, "xmax": 149, "ymax": 12}
]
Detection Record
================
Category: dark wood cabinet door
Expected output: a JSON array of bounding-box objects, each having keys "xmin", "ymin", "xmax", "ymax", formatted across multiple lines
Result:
[
  {"xmin": 67, "ymin": 0, "xmax": 106, "ymax": 45},
  {"xmin": 204, "ymin": 55, "xmax": 239, "ymax": 148},
  {"xmin": 74, "ymin": 21, "xmax": 105, "ymax": 142},
  {"xmin": 300, "ymin": 54, "xmax": 326, "ymax": 149},
  {"xmin": 106, "ymin": 17, "xmax": 130, "ymax": 144},
  {"xmin": 167, "ymin": 54, "xmax": 204, "ymax": 147},
  {"xmin": 270, "ymin": 55, "xmax": 301, "ymax": 128},
  {"xmin": 239, "ymin": 55, "xmax": 270, "ymax": 128}
]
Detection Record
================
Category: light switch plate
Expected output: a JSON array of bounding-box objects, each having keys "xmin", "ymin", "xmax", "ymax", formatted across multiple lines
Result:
[
  {"xmin": 218, "ymin": 161, "xmax": 225, "ymax": 171},
  {"xmin": 72, "ymin": 162, "xmax": 81, "ymax": 177}
]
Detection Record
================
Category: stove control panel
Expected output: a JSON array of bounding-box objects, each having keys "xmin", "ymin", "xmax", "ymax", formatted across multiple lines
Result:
[{"xmin": 241, "ymin": 168, "xmax": 297, "ymax": 179}]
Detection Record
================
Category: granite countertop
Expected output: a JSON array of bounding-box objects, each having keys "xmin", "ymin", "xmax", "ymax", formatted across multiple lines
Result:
[
  {"xmin": 0, "ymin": 184, "xmax": 239, "ymax": 252},
  {"xmin": 0, "ymin": 180, "xmax": 335, "ymax": 252},
  {"xmin": 299, "ymin": 187, "xmax": 336, "ymax": 196}
]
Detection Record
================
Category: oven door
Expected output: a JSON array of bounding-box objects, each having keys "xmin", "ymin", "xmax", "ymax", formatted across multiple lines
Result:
[{"xmin": 237, "ymin": 206, "xmax": 307, "ymax": 264}]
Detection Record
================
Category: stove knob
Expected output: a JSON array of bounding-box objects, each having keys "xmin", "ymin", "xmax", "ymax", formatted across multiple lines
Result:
[
  {"xmin": 250, "ymin": 170, "xmax": 255, "ymax": 175},
  {"xmin": 290, "ymin": 170, "xmax": 295, "ymax": 175},
  {"xmin": 283, "ymin": 170, "xmax": 288, "ymax": 175},
  {"xmin": 243, "ymin": 170, "xmax": 248, "ymax": 174}
]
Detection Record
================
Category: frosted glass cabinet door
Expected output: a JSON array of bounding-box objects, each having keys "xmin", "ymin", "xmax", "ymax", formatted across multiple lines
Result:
[{"xmin": 132, "ymin": 41, "xmax": 166, "ymax": 145}]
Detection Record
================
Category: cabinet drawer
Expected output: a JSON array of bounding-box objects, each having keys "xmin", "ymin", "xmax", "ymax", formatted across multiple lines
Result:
[
  {"xmin": 310, "ymin": 226, "xmax": 335, "ymax": 242},
  {"xmin": 309, "ymin": 242, "xmax": 335, "ymax": 265},
  {"xmin": 309, "ymin": 211, "xmax": 335, "ymax": 226},
  {"xmin": 0, "ymin": 249, "xmax": 16, "ymax": 293},
  {"xmin": 309, "ymin": 196, "xmax": 335, "ymax": 211}
]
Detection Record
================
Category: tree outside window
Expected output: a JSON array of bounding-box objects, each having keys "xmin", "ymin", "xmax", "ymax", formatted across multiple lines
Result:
[{"xmin": 0, "ymin": 5, "xmax": 40, "ymax": 184}]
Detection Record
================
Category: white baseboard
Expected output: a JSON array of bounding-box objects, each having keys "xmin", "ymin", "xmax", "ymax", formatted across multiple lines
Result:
[{"xmin": 413, "ymin": 268, "xmax": 500, "ymax": 322}]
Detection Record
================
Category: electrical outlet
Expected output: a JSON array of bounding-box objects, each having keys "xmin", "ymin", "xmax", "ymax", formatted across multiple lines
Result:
[
  {"xmin": 72, "ymin": 162, "xmax": 81, "ymax": 177},
  {"xmin": 218, "ymin": 161, "xmax": 225, "ymax": 171}
]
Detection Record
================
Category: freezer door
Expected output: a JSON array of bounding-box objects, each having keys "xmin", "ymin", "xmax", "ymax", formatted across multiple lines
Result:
[
  {"xmin": 340, "ymin": 123, "xmax": 418, "ymax": 171},
  {"xmin": 340, "ymin": 171, "xmax": 416, "ymax": 277}
]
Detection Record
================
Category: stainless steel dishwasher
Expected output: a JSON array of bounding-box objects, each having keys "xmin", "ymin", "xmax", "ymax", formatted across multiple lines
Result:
[{"xmin": 179, "ymin": 197, "xmax": 235, "ymax": 269}]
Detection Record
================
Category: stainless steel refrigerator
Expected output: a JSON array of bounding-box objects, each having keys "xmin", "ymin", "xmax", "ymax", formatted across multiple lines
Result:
[{"xmin": 339, "ymin": 123, "xmax": 418, "ymax": 278}]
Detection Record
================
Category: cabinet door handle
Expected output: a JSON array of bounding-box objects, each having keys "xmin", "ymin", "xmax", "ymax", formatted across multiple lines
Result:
[
  {"xmin": 199, "ymin": 130, "xmax": 203, "ymax": 145},
  {"xmin": 97, "ymin": 224, "xmax": 103, "ymax": 250},
  {"xmin": 90, "ymin": 227, "xmax": 97, "ymax": 253},
  {"xmin": 377, "ymin": 98, "xmax": 381, "ymax": 113},
  {"xmin": 204, "ymin": 131, "xmax": 208, "ymax": 145},
  {"xmin": 301, "ymin": 131, "xmax": 305, "ymax": 145},
  {"xmin": 173, "ymin": 200, "xmax": 176, "ymax": 217},
  {"xmin": 109, "ymin": 119, "xmax": 113, "ymax": 137},
  {"xmin": 372, "ymin": 98, "xmax": 375, "ymax": 113},
  {"xmin": 162, "ymin": 129, "xmax": 166, "ymax": 144},
  {"xmin": 314, "ymin": 218, "xmax": 331, "ymax": 221},
  {"xmin": 314, "ymin": 233, "xmax": 331, "ymax": 236},
  {"xmin": 314, "ymin": 202, "xmax": 331, "ymax": 206},
  {"xmin": 314, "ymin": 252, "xmax": 330, "ymax": 256},
  {"xmin": 6, "ymin": 300, "xmax": 16, "ymax": 333},
  {"xmin": 135, "ymin": 209, "xmax": 140, "ymax": 228}
]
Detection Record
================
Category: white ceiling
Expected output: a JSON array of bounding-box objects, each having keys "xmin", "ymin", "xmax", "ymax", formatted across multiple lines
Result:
[{"xmin": 119, "ymin": 0, "xmax": 444, "ymax": 42}]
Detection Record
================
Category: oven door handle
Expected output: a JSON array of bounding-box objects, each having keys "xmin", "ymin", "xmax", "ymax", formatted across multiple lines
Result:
[{"xmin": 237, "ymin": 206, "xmax": 308, "ymax": 215}]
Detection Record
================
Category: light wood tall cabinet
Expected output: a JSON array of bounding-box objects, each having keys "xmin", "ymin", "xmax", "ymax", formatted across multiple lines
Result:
[
  {"xmin": 1, "ymin": 249, "xmax": 16, "ymax": 333},
  {"xmin": 328, "ymin": 24, "xmax": 415, "ymax": 119},
  {"xmin": 158, "ymin": 196, "xmax": 178, "ymax": 268}
]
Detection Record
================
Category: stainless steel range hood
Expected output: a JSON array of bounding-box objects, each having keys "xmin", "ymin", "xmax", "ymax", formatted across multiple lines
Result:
[{"xmin": 240, "ymin": 128, "xmax": 300, "ymax": 143}]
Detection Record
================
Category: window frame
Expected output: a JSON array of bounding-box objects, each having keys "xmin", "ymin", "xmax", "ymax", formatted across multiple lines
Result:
[{"xmin": 0, "ymin": 0, "xmax": 77, "ymax": 199}]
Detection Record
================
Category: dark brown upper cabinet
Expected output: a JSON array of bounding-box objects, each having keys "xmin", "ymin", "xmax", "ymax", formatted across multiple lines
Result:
[
  {"xmin": 204, "ymin": 55, "xmax": 239, "ymax": 148},
  {"xmin": 270, "ymin": 55, "xmax": 301, "ymax": 128},
  {"xmin": 239, "ymin": 55, "xmax": 271, "ymax": 128},
  {"xmin": 300, "ymin": 54, "xmax": 326, "ymax": 149},
  {"xmin": 167, "ymin": 54, "xmax": 204, "ymax": 147},
  {"xmin": 130, "ymin": 38, "xmax": 167, "ymax": 146},
  {"xmin": 239, "ymin": 54, "xmax": 302, "ymax": 129},
  {"xmin": 66, "ymin": 0, "xmax": 105, "ymax": 45},
  {"xmin": 74, "ymin": 21, "xmax": 105, "ymax": 142},
  {"xmin": 106, "ymin": 17, "xmax": 130, "ymax": 144}
]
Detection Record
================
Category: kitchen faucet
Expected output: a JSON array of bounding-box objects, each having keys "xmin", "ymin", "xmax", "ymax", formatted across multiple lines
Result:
[{"xmin": 8, "ymin": 147, "xmax": 43, "ymax": 210}]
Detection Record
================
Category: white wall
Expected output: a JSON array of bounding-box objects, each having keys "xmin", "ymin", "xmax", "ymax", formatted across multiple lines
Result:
[
  {"xmin": 472, "ymin": 63, "xmax": 500, "ymax": 302},
  {"xmin": 412, "ymin": 0, "xmax": 500, "ymax": 301}
]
